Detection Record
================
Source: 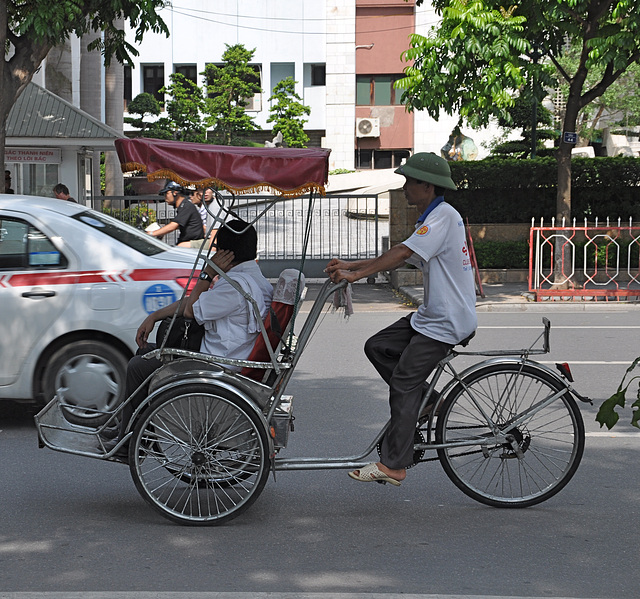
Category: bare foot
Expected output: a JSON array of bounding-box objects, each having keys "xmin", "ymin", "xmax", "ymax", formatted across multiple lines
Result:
[{"xmin": 376, "ymin": 462, "xmax": 406, "ymax": 482}]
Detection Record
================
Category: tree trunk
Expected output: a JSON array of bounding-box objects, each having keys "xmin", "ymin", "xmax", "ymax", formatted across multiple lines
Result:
[
  {"xmin": 553, "ymin": 77, "xmax": 583, "ymax": 287},
  {"xmin": 80, "ymin": 31, "xmax": 102, "ymax": 203},
  {"xmin": 104, "ymin": 19, "xmax": 125, "ymax": 199},
  {"xmin": 0, "ymin": 7, "xmax": 51, "ymax": 179}
]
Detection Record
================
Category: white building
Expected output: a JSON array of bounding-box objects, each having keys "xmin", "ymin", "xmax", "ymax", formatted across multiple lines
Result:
[{"xmin": 124, "ymin": 0, "xmax": 496, "ymax": 172}]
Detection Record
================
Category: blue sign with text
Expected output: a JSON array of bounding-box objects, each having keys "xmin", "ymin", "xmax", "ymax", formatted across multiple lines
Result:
[{"xmin": 142, "ymin": 284, "xmax": 176, "ymax": 314}]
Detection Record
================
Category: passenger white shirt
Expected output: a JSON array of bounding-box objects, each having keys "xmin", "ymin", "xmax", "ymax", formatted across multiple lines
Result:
[
  {"xmin": 402, "ymin": 201, "xmax": 477, "ymax": 345},
  {"xmin": 192, "ymin": 260, "xmax": 273, "ymax": 367}
]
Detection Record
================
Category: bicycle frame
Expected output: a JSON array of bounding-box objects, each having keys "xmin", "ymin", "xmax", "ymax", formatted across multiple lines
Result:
[{"xmin": 273, "ymin": 315, "xmax": 590, "ymax": 471}]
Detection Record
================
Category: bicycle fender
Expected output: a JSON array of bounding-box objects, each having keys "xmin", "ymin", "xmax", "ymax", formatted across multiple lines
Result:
[{"xmin": 439, "ymin": 357, "xmax": 577, "ymax": 402}]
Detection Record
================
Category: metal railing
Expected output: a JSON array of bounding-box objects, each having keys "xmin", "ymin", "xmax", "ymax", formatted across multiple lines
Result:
[
  {"xmin": 529, "ymin": 217, "xmax": 640, "ymax": 301},
  {"xmin": 92, "ymin": 194, "xmax": 387, "ymax": 278}
]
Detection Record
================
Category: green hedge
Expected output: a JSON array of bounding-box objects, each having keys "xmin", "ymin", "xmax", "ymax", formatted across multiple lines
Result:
[
  {"xmin": 447, "ymin": 157, "xmax": 640, "ymax": 223},
  {"xmin": 474, "ymin": 238, "xmax": 640, "ymax": 269},
  {"xmin": 473, "ymin": 240, "xmax": 529, "ymax": 269}
]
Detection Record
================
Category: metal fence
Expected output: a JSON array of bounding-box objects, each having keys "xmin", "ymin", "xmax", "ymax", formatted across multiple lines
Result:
[
  {"xmin": 92, "ymin": 194, "xmax": 387, "ymax": 278},
  {"xmin": 529, "ymin": 217, "xmax": 640, "ymax": 301}
]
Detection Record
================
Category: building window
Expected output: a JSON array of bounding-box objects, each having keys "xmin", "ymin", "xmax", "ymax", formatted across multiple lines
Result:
[
  {"xmin": 271, "ymin": 62, "xmax": 295, "ymax": 93},
  {"xmin": 142, "ymin": 64, "xmax": 165, "ymax": 103},
  {"xmin": 311, "ymin": 64, "xmax": 326, "ymax": 86},
  {"xmin": 124, "ymin": 66, "xmax": 132, "ymax": 111},
  {"xmin": 355, "ymin": 149, "xmax": 410, "ymax": 170},
  {"xmin": 174, "ymin": 64, "xmax": 198, "ymax": 84},
  {"xmin": 356, "ymin": 75, "xmax": 404, "ymax": 106}
]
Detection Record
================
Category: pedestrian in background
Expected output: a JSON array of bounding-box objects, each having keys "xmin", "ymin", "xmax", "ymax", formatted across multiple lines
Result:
[
  {"xmin": 53, "ymin": 183, "xmax": 76, "ymax": 202},
  {"xmin": 4, "ymin": 170, "xmax": 14, "ymax": 194}
]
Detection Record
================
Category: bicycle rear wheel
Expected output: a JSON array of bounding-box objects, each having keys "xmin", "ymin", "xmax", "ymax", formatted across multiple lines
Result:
[
  {"xmin": 436, "ymin": 363, "xmax": 584, "ymax": 508},
  {"xmin": 129, "ymin": 384, "xmax": 270, "ymax": 525}
]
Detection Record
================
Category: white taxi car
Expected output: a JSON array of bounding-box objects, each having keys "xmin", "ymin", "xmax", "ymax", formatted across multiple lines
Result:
[{"xmin": 0, "ymin": 196, "xmax": 203, "ymax": 424}]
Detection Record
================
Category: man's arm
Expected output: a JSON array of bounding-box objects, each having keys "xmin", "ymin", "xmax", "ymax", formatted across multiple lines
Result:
[
  {"xmin": 325, "ymin": 244, "xmax": 414, "ymax": 284},
  {"xmin": 135, "ymin": 250, "xmax": 235, "ymax": 346},
  {"xmin": 148, "ymin": 221, "xmax": 179, "ymax": 238}
]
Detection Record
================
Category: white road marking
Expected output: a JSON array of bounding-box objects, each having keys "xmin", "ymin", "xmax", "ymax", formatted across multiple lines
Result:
[{"xmin": 478, "ymin": 325, "xmax": 640, "ymax": 329}]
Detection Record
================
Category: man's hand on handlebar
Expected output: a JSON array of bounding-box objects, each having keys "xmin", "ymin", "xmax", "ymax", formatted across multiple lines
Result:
[{"xmin": 325, "ymin": 258, "xmax": 360, "ymax": 284}]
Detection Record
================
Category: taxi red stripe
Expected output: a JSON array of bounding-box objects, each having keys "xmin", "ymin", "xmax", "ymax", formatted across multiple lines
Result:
[{"xmin": 4, "ymin": 268, "xmax": 199, "ymax": 287}]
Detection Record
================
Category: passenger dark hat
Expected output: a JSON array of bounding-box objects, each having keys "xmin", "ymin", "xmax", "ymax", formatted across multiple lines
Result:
[
  {"xmin": 158, "ymin": 180, "xmax": 185, "ymax": 195},
  {"xmin": 395, "ymin": 152, "xmax": 457, "ymax": 190}
]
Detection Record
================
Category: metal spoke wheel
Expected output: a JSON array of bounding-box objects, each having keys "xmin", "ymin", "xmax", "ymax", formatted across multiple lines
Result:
[
  {"xmin": 129, "ymin": 384, "xmax": 270, "ymax": 525},
  {"xmin": 436, "ymin": 363, "xmax": 585, "ymax": 508}
]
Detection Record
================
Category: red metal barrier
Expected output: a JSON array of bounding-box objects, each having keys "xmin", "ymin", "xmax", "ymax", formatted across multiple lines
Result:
[{"xmin": 529, "ymin": 217, "xmax": 640, "ymax": 301}]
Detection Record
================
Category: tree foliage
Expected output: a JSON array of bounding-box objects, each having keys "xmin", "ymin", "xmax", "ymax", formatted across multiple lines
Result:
[
  {"xmin": 596, "ymin": 357, "xmax": 640, "ymax": 429},
  {"xmin": 0, "ymin": 1, "xmax": 168, "ymax": 158},
  {"xmin": 202, "ymin": 44, "xmax": 261, "ymax": 145},
  {"xmin": 401, "ymin": 0, "xmax": 640, "ymax": 222},
  {"xmin": 556, "ymin": 44, "xmax": 640, "ymax": 139},
  {"xmin": 124, "ymin": 93, "xmax": 162, "ymax": 134},
  {"xmin": 158, "ymin": 73, "xmax": 206, "ymax": 143},
  {"xmin": 491, "ymin": 95, "xmax": 556, "ymax": 158},
  {"xmin": 267, "ymin": 77, "xmax": 311, "ymax": 148}
]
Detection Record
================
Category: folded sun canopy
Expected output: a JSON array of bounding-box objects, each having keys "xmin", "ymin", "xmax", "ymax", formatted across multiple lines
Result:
[{"xmin": 115, "ymin": 137, "xmax": 331, "ymax": 197}]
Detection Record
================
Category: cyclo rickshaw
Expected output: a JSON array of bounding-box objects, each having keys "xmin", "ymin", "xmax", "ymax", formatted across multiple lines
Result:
[{"xmin": 36, "ymin": 138, "xmax": 592, "ymax": 525}]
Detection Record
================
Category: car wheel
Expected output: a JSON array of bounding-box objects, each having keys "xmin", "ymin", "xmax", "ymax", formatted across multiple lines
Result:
[{"xmin": 42, "ymin": 340, "xmax": 129, "ymax": 426}]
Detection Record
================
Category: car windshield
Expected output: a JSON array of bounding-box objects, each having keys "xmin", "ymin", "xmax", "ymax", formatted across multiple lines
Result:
[{"xmin": 71, "ymin": 211, "xmax": 169, "ymax": 256}]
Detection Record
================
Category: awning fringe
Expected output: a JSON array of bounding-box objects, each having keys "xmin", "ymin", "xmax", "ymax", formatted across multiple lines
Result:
[{"xmin": 120, "ymin": 162, "xmax": 326, "ymax": 197}]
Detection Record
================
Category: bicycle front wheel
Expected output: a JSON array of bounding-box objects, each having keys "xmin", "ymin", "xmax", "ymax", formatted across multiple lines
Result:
[
  {"xmin": 436, "ymin": 363, "xmax": 584, "ymax": 508},
  {"xmin": 129, "ymin": 385, "xmax": 270, "ymax": 525}
]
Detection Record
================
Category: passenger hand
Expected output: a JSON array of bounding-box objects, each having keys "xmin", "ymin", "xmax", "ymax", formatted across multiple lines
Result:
[
  {"xmin": 212, "ymin": 249, "xmax": 234, "ymax": 272},
  {"xmin": 136, "ymin": 315, "xmax": 156, "ymax": 348}
]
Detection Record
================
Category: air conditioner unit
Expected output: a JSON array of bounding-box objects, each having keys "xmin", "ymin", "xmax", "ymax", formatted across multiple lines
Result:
[{"xmin": 356, "ymin": 117, "xmax": 380, "ymax": 138}]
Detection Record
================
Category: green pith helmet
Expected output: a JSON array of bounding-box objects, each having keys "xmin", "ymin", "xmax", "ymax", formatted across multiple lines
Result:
[{"xmin": 395, "ymin": 152, "xmax": 457, "ymax": 190}]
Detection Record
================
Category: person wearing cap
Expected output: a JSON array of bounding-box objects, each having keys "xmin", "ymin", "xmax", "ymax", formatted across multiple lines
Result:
[
  {"xmin": 149, "ymin": 180, "xmax": 205, "ymax": 247},
  {"xmin": 325, "ymin": 152, "xmax": 477, "ymax": 487}
]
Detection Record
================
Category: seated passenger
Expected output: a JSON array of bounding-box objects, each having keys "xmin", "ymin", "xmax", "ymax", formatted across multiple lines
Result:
[{"xmin": 103, "ymin": 219, "xmax": 272, "ymax": 449}]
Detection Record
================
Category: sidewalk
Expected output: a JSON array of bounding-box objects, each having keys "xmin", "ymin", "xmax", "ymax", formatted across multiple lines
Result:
[{"xmin": 400, "ymin": 281, "xmax": 640, "ymax": 312}]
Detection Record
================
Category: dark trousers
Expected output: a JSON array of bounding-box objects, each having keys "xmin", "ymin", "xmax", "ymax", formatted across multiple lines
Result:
[
  {"xmin": 364, "ymin": 314, "xmax": 453, "ymax": 469},
  {"xmin": 119, "ymin": 346, "xmax": 162, "ymax": 435}
]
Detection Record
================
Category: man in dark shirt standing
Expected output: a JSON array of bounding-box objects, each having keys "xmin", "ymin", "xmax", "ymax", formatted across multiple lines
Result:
[{"xmin": 147, "ymin": 181, "xmax": 204, "ymax": 246}]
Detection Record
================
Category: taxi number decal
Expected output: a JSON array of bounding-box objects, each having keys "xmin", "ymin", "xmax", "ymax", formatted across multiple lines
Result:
[{"xmin": 143, "ymin": 284, "xmax": 176, "ymax": 314}]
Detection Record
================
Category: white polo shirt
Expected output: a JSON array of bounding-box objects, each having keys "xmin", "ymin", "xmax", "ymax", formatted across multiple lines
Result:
[
  {"xmin": 402, "ymin": 201, "xmax": 477, "ymax": 345},
  {"xmin": 192, "ymin": 260, "xmax": 273, "ymax": 367}
]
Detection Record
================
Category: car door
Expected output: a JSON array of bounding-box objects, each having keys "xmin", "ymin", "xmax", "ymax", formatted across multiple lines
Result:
[{"xmin": 0, "ymin": 216, "xmax": 75, "ymax": 386}]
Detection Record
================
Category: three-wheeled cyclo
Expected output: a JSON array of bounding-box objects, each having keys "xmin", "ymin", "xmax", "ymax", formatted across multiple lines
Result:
[{"xmin": 36, "ymin": 138, "xmax": 592, "ymax": 525}]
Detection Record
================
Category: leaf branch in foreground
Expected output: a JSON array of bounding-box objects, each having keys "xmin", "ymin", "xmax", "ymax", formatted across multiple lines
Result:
[{"xmin": 596, "ymin": 357, "xmax": 640, "ymax": 429}]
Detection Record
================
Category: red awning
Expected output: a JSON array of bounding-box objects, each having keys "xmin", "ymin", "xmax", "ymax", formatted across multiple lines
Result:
[{"xmin": 115, "ymin": 137, "xmax": 330, "ymax": 197}]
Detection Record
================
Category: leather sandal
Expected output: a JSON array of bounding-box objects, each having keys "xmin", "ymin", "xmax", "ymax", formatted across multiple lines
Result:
[{"xmin": 348, "ymin": 462, "xmax": 402, "ymax": 486}]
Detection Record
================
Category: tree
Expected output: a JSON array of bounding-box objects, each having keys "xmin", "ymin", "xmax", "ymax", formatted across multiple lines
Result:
[
  {"xmin": 124, "ymin": 93, "xmax": 163, "ymax": 135},
  {"xmin": 397, "ymin": 0, "xmax": 640, "ymax": 223},
  {"xmin": 158, "ymin": 73, "xmax": 206, "ymax": 143},
  {"xmin": 267, "ymin": 77, "xmax": 311, "ymax": 148},
  {"xmin": 555, "ymin": 45, "xmax": 640, "ymax": 141},
  {"xmin": 202, "ymin": 44, "xmax": 261, "ymax": 145},
  {"xmin": 491, "ymin": 95, "xmax": 556, "ymax": 158},
  {"xmin": 0, "ymin": 1, "xmax": 168, "ymax": 164}
]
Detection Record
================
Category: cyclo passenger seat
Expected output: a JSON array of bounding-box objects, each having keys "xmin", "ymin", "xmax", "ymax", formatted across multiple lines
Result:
[{"xmin": 240, "ymin": 269, "xmax": 306, "ymax": 382}]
